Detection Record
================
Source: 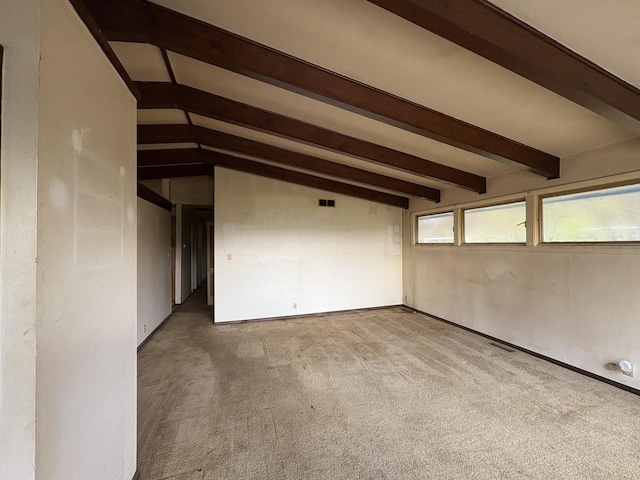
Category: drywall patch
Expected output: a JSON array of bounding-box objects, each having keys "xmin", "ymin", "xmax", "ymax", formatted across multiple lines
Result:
[
  {"xmin": 49, "ymin": 178, "xmax": 69, "ymax": 208},
  {"xmin": 74, "ymin": 143, "xmax": 124, "ymax": 269},
  {"xmin": 387, "ymin": 224, "xmax": 401, "ymax": 256},
  {"xmin": 126, "ymin": 205, "xmax": 135, "ymax": 224},
  {"xmin": 483, "ymin": 257, "xmax": 516, "ymax": 283},
  {"xmin": 222, "ymin": 223, "xmax": 237, "ymax": 249},
  {"xmin": 71, "ymin": 127, "xmax": 90, "ymax": 154}
]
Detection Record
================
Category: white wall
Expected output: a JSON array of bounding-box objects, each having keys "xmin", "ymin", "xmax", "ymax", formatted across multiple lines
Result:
[
  {"xmin": 140, "ymin": 175, "xmax": 213, "ymax": 206},
  {"xmin": 214, "ymin": 167, "xmax": 403, "ymax": 322},
  {"xmin": 34, "ymin": 1, "xmax": 138, "ymax": 479},
  {"xmin": 0, "ymin": 1, "xmax": 40, "ymax": 478},
  {"xmin": 137, "ymin": 198, "xmax": 172, "ymax": 346},
  {"xmin": 170, "ymin": 176, "xmax": 213, "ymax": 206},
  {"xmin": 403, "ymin": 138, "xmax": 640, "ymax": 389}
]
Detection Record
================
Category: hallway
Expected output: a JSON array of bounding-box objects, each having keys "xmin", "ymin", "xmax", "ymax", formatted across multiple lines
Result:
[{"xmin": 137, "ymin": 306, "xmax": 640, "ymax": 480}]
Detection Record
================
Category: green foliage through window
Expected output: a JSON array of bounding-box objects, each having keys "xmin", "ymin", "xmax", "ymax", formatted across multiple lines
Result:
[
  {"xmin": 464, "ymin": 201, "xmax": 526, "ymax": 243},
  {"xmin": 417, "ymin": 212, "xmax": 453, "ymax": 244},
  {"xmin": 542, "ymin": 184, "xmax": 640, "ymax": 242}
]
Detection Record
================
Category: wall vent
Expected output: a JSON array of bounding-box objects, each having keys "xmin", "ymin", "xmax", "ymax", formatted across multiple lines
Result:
[{"xmin": 318, "ymin": 199, "xmax": 336, "ymax": 207}]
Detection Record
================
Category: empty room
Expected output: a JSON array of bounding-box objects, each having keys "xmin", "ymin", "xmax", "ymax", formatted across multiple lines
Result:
[{"xmin": 1, "ymin": 1, "xmax": 639, "ymax": 479}]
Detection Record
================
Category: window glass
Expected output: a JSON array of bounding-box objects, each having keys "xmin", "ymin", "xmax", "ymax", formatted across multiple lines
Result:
[
  {"xmin": 464, "ymin": 201, "xmax": 526, "ymax": 243},
  {"xmin": 417, "ymin": 212, "xmax": 454, "ymax": 244},
  {"xmin": 542, "ymin": 184, "xmax": 640, "ymax": 242}
]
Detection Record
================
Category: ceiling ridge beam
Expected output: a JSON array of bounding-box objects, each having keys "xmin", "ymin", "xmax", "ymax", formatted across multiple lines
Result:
[
  {"xmin": 137, "ymin": 148, "xmax": 409, "ymax": 208},
  {"xmin": 137, "ymin": 129, "xmax": 440, "ymax": 201},
  {"xmin": 367, "ymin": 0, "xmax": 640, "ymax": 134},
  {"xmin": 136, "ymin": 81, "xmax": 484, "ymax": 194},
  {"xmin": 138, "ymin": 163, "xmax": 213, "ymax": 181},
  {"xmin": 138, "ymin": 148, "xmax": 202, "ymax": 167},
  {"xmin": 69, "ymin": 0, "xmax": 141, "ymax": 100},
  {"xmin": 213, "ymin": 151, "xmax": 410, "ymax": 209},
  {"xmin": 85, "ymin": 0, "xmax": 559, "ymax": 178},
  {"xmin": 137, "ymin": 182, "xmax": 172, "ymax": 210}
]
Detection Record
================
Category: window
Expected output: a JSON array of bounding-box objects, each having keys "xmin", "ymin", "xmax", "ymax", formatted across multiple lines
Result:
[
  {"xmin": 417, "ymin": 212, "xmax": 454, "ymax": 244},
  {"xmin": 464, "ymin": 201, "xmax": 526, "ymax": 244},
  {"xmin": 542, "ymin": 183, "xmax": 640, "ymax": 243}
]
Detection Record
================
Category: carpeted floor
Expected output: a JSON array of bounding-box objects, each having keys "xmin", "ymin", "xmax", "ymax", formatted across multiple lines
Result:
[{"xmin": 138, "ymin": 294, "xmax": 640, "ymax": 479}]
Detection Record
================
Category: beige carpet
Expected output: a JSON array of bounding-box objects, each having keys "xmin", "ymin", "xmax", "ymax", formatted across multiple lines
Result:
[{"xmin": 138, "ymin": 296, "xmax": 640, "ymax": 479}]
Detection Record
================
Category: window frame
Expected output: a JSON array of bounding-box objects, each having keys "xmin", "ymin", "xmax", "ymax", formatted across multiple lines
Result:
[
  {"xmin": 415, "ymin": 210, "xmax": 455, "ymax": 245},
  {"xmin": 539, "ymin": 181, "xmax": 640, "ymax": 245},
  {"xmin": 462, "ymin": 199, "xmax": 527, "ymax": 245},
  {"xmin": 410, "ymin": 178, "xmax": 640, "ymax": 250}
]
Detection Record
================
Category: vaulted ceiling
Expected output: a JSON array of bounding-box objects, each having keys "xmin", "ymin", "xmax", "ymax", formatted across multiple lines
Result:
[{"xmin": 75, "ymin": 0, "xmax": 640, "ymax": 208}]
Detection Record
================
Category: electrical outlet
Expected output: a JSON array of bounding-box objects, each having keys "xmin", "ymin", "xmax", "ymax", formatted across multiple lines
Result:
[
  {"xmin": 293, "ymin": 302, "xmax": 297, "ymax": 309},
  {"xmin": 227, "ymin": 253, "xmax": 232, "ymax": 261},
  {"xmin": 144, "ymin": 324, "xmax": 147, "ymax": 334}
]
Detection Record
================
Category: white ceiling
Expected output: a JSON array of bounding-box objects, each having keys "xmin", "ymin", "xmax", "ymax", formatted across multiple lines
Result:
[
  {"xmin": 109, "ymin": 0, "xmax": 640, "ymax": 199},
  {"xmin": 489, "ymin": 0, "xmax": 640, "ymax": 89}
]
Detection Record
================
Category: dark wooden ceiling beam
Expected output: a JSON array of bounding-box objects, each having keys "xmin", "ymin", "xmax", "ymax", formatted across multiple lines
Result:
[
  {"xmin": 367, "ymin": 0, "xmax": 640, "ymax": 134},
  {"xmin": 138, "ymin": 148, "xmax": 202, "ymax": 167},
  {"xmin": 138, "ymin": 124, "xmax": 192, "ymax": 144},
  {"xmin": 137, "ymin": 128, "xmax": 440, "ymax": 201},
  {"xmin": 137, "ymin": 149, "xmax": 408, "ymax": 208},
  {"xmin": 137, "ymin": 182, "xmax": 172, "ymax": 210},
  {"xmin": 84, "ymin": 0, "xmax": 559, "ymax": 178},
  {"xmin": 138, "ymin": 163, "xmax": 213, "ymax": 181},
  {"xmin": 212, "ymin": 153, "xmax": 409, "ymax": 209},
  {"xmin": 136, "ymin": 82, "xmax": 484, "ymax": 193},
  {"xmin": 68, "ymin": 0, "xmax": 141, "ymax": 100}
]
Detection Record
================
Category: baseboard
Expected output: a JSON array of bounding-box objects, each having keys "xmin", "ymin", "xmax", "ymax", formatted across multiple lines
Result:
[
  {"xmin": 137, "ymin": 312, "xmax": 173, "ymax": 352},
  {"xmin": 214, "ymin": 304, "xmax": 404, "ymax": 325},
  {"xmin": 404, "ymin": 305, "xmax": 639, "ymax": 397},
  {"xmin": 132, "ymin": 469, "xmax": 140, "ymax": 480}
]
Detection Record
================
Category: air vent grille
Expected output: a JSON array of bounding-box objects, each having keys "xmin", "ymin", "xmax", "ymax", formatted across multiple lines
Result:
[{"xmin": 318, "ymin": 199, "xmax": 336, "ymax": 207}]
